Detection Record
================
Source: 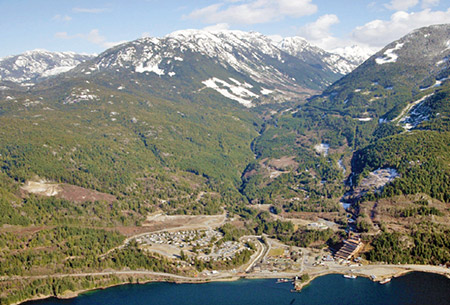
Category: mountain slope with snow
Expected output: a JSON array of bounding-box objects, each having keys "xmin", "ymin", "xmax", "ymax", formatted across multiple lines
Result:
[
  {"xmin": 331, "ymin": 45, "xmax": 374, "ymax": 67},
  {"xmin": 310, "ymin": 24, "xmax": 450, "ymax": 120},
  {"xmin": 276, "ymin": 36, "xmax": 368, "ymax": 75},
  {"xmin": 65, "ymin": 30, "xmax": 349, "ymax": 107},
  {"xmin": 0, "ymin": 30, "xmax": 368, "ymax": 107},
  {"xmin": 0, "ymin": 50, "xmax": 93, "ymax": 85},
  {"xmin": 243, "ymin": 24, "xmax": 450, "ymax": 208}
]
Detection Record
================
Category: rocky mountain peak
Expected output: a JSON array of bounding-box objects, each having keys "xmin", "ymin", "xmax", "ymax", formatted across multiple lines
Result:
[
  {"xmin": 372, "ymin": 24, "xmax": 450, "ymax": 67},
  {"xmin": 331, "ymin": 45, "xmax": 374, "ymax": 66},
  {"xmin": 0, "ymin": 50, "xmax": 94, "ymax": 84},
  {"xmin": 74, "ymin": 29, "xmax": 349, "ymax": 107}
]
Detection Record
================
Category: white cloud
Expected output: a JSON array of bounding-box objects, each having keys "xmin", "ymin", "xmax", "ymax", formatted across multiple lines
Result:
[
  {"xmin": 352, "ymin": 8, "xmax": 450, "ymax": 49},
  {"xmin": 384, "ymin": 0, "xmax": 439, "ymax": 11},
  {"xmin": 203, "ymin": 23, "xmax": 230, "ymax": 31},
  {"xmin": 73, "ymin": 7, "xmax": 108, "ymax": 13},
  {"xmin": 368, "ymin": 2, "xmax": 378, "ymax": 9},
  {"xmin": 55, "ymin": 29, "xmax": 126, "ymax": 49},
  {"xmin": 55, "ymin": 32, "xmax": 80, "ymax": 40},
  {"xmin": 85, "ymin": 29, "xmax": 107, "ymax": 46},
  {"xmin": 297, "ymin": 14, "xmax": 342, "ymax": 50},
  {"xmin": 186, "ymin": 0, "xmax": 317, "ymax": 25},
  {"xmin": 421, "ymin": 0, "xmax": 440, "ymax": 8},
  {"xmin": 298, "ymin": 14, "xmax": 339, "ymax": 40},
  {"xmin": 52, "ymin": 14, "xmax": 72, "ymax": 22},
  {"xmin": 385, "ymin": 0, "xmax": 419, "ymax": 11}
]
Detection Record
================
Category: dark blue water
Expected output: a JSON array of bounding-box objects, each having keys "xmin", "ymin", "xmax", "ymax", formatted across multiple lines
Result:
[{"xmin": 24, "ymin": 272, "xmax": 450, "ymax": 305}]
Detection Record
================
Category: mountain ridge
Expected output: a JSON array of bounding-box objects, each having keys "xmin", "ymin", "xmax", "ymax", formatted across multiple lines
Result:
[
  {"xmin": 240, "ymin": 23, "xmax": 450, "ymax": 207},
  {"xmin": 0, "ymin": 30, "xmax": 371, "ymax": 108},
  {"xmin": 0, "ymin": 49, "xmax": 93, "ymax": 85},
  {"xmin": 65, "ymin": 29, "xmax": 346, "ymax": 107},
  {"xmin": 0, "ymin": 24, "xmax": 450, "ymax": 305}
]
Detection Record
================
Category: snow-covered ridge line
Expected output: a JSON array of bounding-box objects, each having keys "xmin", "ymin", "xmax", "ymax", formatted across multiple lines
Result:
[
  {"xmin": 332, "ymin": 45, "xmax": 375, "ymax": 65},
  {"xmin": 1, "ymin": 29, "xmax": 370, "ymax": 89},
  {"xmin": 83, "ymin": 28, "xmax": 341, "ymax": 106},
  {"xmin": 275, "ymin": 35, "xmax": 371, "ymax": 74},
  {"xmin": 85, "ymin": 29, "xmax": 364, "ymax": 79},
  {"xmin": 0, "ymin": 50, "xmax": 94, "ymax": 83},
  {"xmin": 0, "ymin": 49, "xmax": 80, "ymax": 61},
  {"xmin": 163, "ymin": 29, "xmax": 371, "ymax": 69}
]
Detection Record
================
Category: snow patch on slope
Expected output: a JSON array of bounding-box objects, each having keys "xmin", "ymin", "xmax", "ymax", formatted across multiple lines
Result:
[
  {"xmin": 338, "ymin": 158, "xmax": 346, "ymax": 174},
  {"xmin": 314, "ymin": 143, "xmax": 329, "ymax": 156},
  {"xmin": 356, "ymin": 117, "xmax": 373, "ymax": 122},
  {"xmin": 202, "ymin": 77, "xmax": 259, "ymax": 107},
  {"xmin": 261, "ymin": 88, "xmax": 274, "ymax": 95},
  {"xmin": 375, "ymin": 43, "xmax": 404, "ymax": 65},
  {"xmin": 393, "ymin": 93, "xmax": 434, "ymax": 130},
  {"xmin": 420, "ymin": 77, "xmax": 448, "ymax": 91},
  {"xmin": 135, "ymin": 60, "xmax": 165, "ymax": 75},
  {"xmin": 64, "ymin": 88, "xmax": 99, "ymax": 104},
  {"xmin": 41, "ymin": 65, "xmax": 77, "ymax": 77},
  {"xmin": 359, "ymin": 168, "xmax": 399, "ymax": 192}
]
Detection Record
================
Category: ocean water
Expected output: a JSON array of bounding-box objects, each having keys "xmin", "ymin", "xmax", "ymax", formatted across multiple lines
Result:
[{"xmin": 24, "ymin": 272, "xmax": 450, "ymax": 305}]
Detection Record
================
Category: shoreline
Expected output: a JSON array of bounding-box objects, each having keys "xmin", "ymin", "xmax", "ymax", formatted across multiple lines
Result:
[{"xmin": 13, "ymin": 264, "xmax": 450, "ymax": 305}]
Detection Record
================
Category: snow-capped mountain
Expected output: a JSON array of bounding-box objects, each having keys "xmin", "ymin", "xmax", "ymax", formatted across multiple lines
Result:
[
  {"xmin": 0, "ymin": 50, "xmax": 93, "ymax": 85},
  {"xmin": 0, "ymin": 30, "xmax": 374, "ymax": 107},
  {"xmin": 0, "ymin": 30, "xmax": 369, "ymax": 107},
  {"xmin": 276, "ymin": 36, "xmax": 363, "ymax": 74},
  {"xmin": 311, "ymin": 24, "xmax": 450, "ymax": 121},
  {"xmin": 68, "ymin": 30, "xmax": 355, "ymax": 107},
  {"xmin": 331, "ymin": 45, "xmax": 374, "ymax": 67}
]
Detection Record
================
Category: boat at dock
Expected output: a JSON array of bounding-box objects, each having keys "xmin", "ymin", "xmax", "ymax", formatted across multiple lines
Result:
[
  {"xmin": 277, "ymin": 278, "xmax": 291, "ymax": 283},
  {"xmin": 343, "ymin": 274, "xmax": 357, "ymax": 279}
]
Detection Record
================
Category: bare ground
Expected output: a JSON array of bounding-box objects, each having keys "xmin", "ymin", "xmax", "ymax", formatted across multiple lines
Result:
[
  {"xmin": 21, "ymin": 180, "xmax": 116, "ymax": 203},
  {"xmin": 141, "ymin": 212, "xmax": 227, "ymax": 232},
  {"xmin": 58, "ymin": 184, "xmax": 116, "ymax": 203},
  {"xmin": 359, "ymin": 194, "xmax": 450, "ymax": 233},
  {"xmin": 253, "ymin": 204, "xmax": 342, "ymax": 230},
  {"xmin": 267, "ymin": 156, "xmax": 298, "ymax": 170}
]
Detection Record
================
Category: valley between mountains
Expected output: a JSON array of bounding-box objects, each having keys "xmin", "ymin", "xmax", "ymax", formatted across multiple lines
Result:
[{"xmin": 0, "ymin": 25, "xmax": 449, "ymax": 304}]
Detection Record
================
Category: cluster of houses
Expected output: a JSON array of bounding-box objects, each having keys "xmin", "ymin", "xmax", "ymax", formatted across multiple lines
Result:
[
  {"xmin": 197, "ymin": 240, "xmax": 247, "ymax": 262},
  {"xmin": 134, "ymin": 229, "xmax": 248, "ymax": 262},
  {"xmin": 135, "ymin": 229, "xmax": 222, "ymax": 249}
]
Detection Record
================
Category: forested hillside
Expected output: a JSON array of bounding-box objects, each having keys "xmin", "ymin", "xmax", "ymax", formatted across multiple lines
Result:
[{"xmin": 1, "ymin": 25, "xmax": 450, "ymax": 304}]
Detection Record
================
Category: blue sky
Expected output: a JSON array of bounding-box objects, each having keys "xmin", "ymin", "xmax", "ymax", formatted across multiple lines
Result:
[{"xmin": 0, "ymin": 0, "xmax": 449, "ymax": 57}]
